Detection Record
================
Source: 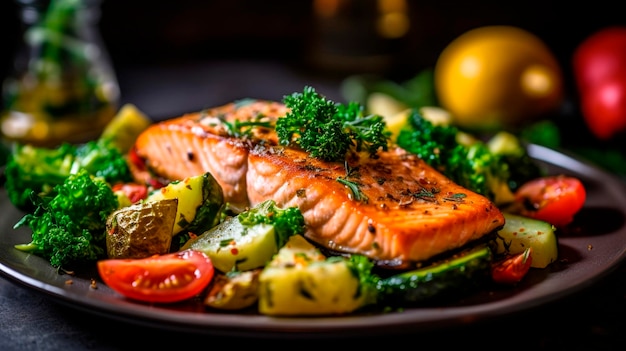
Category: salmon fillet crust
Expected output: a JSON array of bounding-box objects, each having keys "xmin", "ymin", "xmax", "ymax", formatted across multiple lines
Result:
[{"xmin": 131, "ymin": 100, "xmax": 505, "ymax": 267}]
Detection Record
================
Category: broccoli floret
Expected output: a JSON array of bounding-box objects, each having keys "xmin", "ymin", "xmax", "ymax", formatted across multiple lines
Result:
[
  {"xmin": 448, "ymin": 140, "xmax": 543, "ymax": 204},
  {"xmin": 396, "ymin": 108, "xmax": 542, "ymax": 205},
  {"xmin": 13, "ymin": 169, "xmax": 119, "ymax": 269},
  {"xmin": 486, "ymin": 131, "xmax": 545, "ymax": 199},
  {"xmin": 73, "ymin": 139, "xmax": 133, "ymax": 182},
  {"xmin": 237, "ymin": 199, "xmax": 306, "ymax": 248},
  {"xmin": 395, "ymin": 108, "xmax": 458, "ymax": 171},
  {"xmin": 4, "ymin": 138, "xmax": 132, "ymax": 211},
  {"xmin": 446, "ymin": 142, "xmax": 509, "ymax": 202},
  {"xmin": 4, "ymin": 143, "xmax": 75, "ymax": 211}
]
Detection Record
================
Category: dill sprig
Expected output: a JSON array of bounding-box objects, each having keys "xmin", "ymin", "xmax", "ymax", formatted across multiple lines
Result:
[
  {"xmin": 276, "ymin": 86, "xmax": 390, "ymax": 162},
  {"xmin": 411, "ymin": 186, "xmax": 440, "ymax": 202},
  {"xmin": 336, "ymin": 161, "xmax": 368, "ymax": 203}
]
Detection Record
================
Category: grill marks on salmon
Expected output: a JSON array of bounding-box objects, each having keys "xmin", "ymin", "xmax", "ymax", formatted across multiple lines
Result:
[{"xmin": 131, "ymin": 100, "xmax": 505, "ymax": 267}]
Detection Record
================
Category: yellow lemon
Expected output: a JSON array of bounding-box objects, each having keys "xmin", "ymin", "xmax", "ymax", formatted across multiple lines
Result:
[{"xmin": 434, "ymin": 25, "xmax": 563, "ymax": 130}]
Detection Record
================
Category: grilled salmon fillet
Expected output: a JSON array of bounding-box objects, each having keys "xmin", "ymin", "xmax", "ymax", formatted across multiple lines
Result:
[{"xmin": 131, "ymin": 100, "xmax": 505, "ymax": 267}]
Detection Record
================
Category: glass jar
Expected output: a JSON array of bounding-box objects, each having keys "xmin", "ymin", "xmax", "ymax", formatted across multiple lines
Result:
[{"xmin": 1, "ymin": 0, "xmax": 120, "ymax": 147}]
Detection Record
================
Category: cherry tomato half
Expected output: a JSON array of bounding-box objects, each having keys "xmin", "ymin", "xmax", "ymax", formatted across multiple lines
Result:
[
  {"xmin": 97, "ymin": 250, "xmax": 215, "ymax": 303},
  {"xmin": 491, "ymin": 248, "xmax": 533, "ymax": 285},
  {"xmin": 111, "ymin": 182, "xmax": 149, "ymax": 203},
  {"xmin": 513, "ymin": 175, "xmax": 586, "ymax": 227}
]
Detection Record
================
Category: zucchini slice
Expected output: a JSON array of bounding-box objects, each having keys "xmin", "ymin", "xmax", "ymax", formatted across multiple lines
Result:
[
  {"xmin": 182, "ymin": 216, "xmax": 279, "ymax": 273},
  {"xmin": 376, "ymin": 245, "xmax": 493, "ymax": 305},
  {"xmin": 258, "ymin": 235, "xmax": 368, "ymax": 316},
  {"xmin": 146, "ymin": 172, "xmax": 224, "ymax": 236}
]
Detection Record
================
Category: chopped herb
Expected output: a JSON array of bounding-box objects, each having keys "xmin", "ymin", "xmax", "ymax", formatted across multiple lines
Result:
[
  {"xmin": 219, "ymin": 238, "xmax": 234, "ymax": 247},
  {"xmin": 337, "ymin": 161, "xmax": 368, "ymax": 203},
  {"xmin": 223, "ymin": 118, "xmax": 273, "ymax": 138},
  {"xmin": 337, "ymin": 178, "xmax": 368, "ymax": 203},
  {"xmin": 412, "ymin": 187, "xmax": 439, "ymax": 201},
  {"xmin": 443, "ymin": 193, "xmax": 467, "ymax": 202},
  {"xmin": 177, "ymin": 216, "xmax": 190, "ymax": 228}
]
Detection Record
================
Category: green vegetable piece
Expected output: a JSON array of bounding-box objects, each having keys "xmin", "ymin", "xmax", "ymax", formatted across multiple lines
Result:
[
  {"xmin": 396, "ymin": 109, "xmax": 542, "ymax": 205},
  {"xmin": 4, "ymin": 138, "xmax": 132, "ymax": 212},
  {"xmin": 494, "ymin": 213, "xmax": 558, "ymax": 269},
  {"xmin": 258, "ymin": 235, "xmax": 378, "ymax": 316},
  {"xmin": 145, "ymin": 172, "xmax": 225, "ymax": 236},
  {"xmin": 276, "ymin": 86, "xmax": 390, "ymax": 162},
  {"xmin": 14, "ymin": 169, "xmax": 119, "ymax": 268},
  {"xmin": 3, "ymin": 103, "xmax": 152, "ymax": 212},
  {"xmin": 376, "ymin": 245, "xmax": 493, "ymax": 305},
  {"xmin": 105, "ymin": 198, "xmax": 178, "ymax": 259},
  {"xmin": 237, "ymin": 199, "xmax": 306, "ymax": 242},
  {"xmin": 184, "ymin": 216, "xmax": 277, "ymax": 273},
  {"xmin": 519, "ymin": 119, "xmax": 561, "ymax": 150}
]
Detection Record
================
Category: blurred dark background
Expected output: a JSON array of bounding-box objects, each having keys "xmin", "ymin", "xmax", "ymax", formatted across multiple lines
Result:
[{"xmin": 1, "ymin": 0, "xmax": 626, "ymax": 116}]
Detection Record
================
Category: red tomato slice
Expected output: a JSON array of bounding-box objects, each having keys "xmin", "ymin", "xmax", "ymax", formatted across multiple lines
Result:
[
  {"xmin": 491, "ymin": 248, "xmax": 533, "ymax": 285},
  {"xmin": 97, "ymin": 250, "xmax": 214, "ymax": 303},
  {"xmin": 111, "ymin": 182, "xmax": 149, "ymax": 203},
  {"xmin": 513, "ymin": 175, "xmax": 586, "ymax": 227}
]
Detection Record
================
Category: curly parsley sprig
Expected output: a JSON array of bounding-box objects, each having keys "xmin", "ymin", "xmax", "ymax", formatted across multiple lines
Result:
[{"xmin": 276, "ymin": 86, "xmax": 391, "ymax": 162}]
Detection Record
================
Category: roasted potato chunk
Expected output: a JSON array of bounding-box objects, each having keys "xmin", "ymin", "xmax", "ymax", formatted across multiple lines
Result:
[{"xmin": 106, "ymin": 199, "xmax": 178, "ymax": 259}]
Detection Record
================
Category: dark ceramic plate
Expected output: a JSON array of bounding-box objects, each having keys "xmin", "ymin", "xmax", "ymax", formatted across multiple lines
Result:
[{"xmin": 1, "ymin": 144, "xmax": 625, "ymax": 338}]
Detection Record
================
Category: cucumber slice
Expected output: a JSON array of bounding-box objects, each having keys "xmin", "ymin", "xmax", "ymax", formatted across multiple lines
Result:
[
  {"xmin": 376, "ymin": 245, "xmax": 493, "ymax": 305},
  {"xmin": 495, "ymin": 212, "xmax": 558, "ymax": 268}
]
